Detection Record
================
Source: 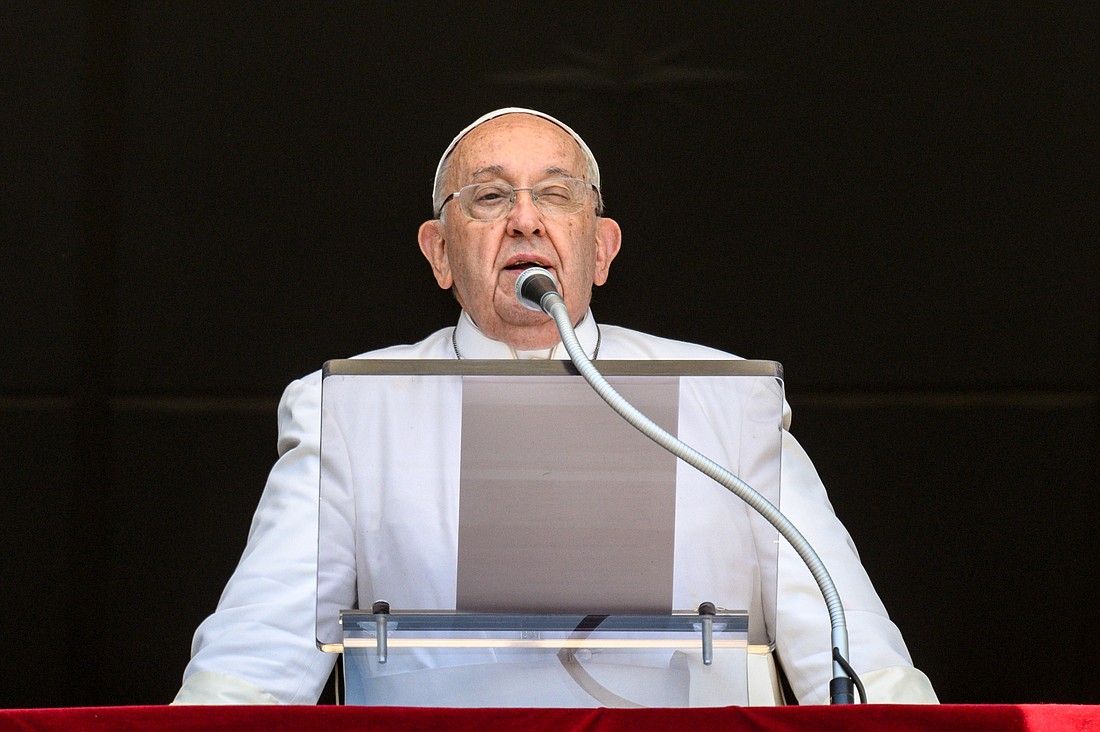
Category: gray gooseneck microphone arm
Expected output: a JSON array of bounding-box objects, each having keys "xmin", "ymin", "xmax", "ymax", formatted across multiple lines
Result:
[{"xmin": 515, "ymin": 266, "xmax": 857, "ymax": 705}]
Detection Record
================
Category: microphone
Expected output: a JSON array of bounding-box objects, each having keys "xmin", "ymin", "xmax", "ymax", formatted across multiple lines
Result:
[{"xmin": 515, "ymin": 267, "xmax": 561, "ymax": 313}]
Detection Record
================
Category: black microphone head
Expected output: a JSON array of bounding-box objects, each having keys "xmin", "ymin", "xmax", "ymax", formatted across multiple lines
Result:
[{"xmin": 515, "ymin": 267, "xmax": 559, "ymax": 313}]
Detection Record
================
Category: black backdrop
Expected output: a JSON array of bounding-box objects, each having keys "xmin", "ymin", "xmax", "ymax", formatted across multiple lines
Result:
[{"xmin": 2, "ymin": 3, "xmax": 1096, "ymax": 707}]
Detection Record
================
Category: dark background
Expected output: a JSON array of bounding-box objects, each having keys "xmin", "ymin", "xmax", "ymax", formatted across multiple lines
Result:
[{"xmin": 2, "ymin": 2, "xmax": 1096, "ymax": 708}]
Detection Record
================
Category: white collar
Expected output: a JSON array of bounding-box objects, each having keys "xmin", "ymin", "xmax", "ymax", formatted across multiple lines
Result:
[{"xmin": 452, "ymin": 310, "xmax": 600, "ymax": 360}]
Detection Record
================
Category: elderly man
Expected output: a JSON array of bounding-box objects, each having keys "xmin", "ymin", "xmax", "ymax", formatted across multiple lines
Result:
[{"xmin": 174, "ymin": 108, "xmax": 937, "ymax": 706}]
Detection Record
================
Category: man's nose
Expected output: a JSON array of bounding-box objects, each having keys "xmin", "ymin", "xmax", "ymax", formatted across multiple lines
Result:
[{"xmin": 507, "ymin": 189, "xmax": 543, "ymax": 236}]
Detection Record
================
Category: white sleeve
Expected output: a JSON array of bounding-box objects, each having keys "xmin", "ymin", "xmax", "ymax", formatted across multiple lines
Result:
[
  {"xmin": 173, "ymin": 376, "xmax": 336, "ymax": 705},
  {"xmin": 774, "ymin": 430, "xmax": 938, "ymax": 705}
]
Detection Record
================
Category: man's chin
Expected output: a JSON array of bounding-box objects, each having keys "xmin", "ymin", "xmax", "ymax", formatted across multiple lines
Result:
[
  {"xmin": 493, "ymin": 292, "xmax": 553, "ymax": 321},
  {"xmin": 500, "ymin": 312, "xmax": 556, "ymax": 333},
  {"xmin": 484, "ymin": 311, "xmax": 561, "ymax": 349}
]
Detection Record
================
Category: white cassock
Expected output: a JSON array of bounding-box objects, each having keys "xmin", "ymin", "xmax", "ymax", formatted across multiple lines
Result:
[{"xmin": 174, "ymin": 311, "xmax": 938, "ymax": 706}]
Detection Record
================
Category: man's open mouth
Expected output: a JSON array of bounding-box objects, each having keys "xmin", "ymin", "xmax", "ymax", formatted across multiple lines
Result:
[{"xmin": 503, "ymin": 260, "xmax": 550, "ymax": 273}]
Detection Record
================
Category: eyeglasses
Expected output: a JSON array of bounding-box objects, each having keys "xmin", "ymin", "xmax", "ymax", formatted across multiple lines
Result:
[{"xmin": 436, "ymin": 177, "xmax": 599, "ymax": 221}]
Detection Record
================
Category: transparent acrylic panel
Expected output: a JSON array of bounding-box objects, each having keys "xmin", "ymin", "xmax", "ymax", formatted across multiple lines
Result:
[
  {"xmin": 341, "ymin": 611, "xmax": 749, "ymax": 707},
  {"xmin": 316, "ymin": 359, "xmax": 784, "ymax": 704}
]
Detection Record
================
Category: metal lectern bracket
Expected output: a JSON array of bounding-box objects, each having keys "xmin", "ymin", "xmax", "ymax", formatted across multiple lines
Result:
[
  {"xmin": 698, "ymin": 602, "xmax": 716, "ymax": 666},
  {"xmin": 372, "ymin": 601, "xmax": 390, "ymax": 664},
  {"xmin": 361, "ymin": 602, "xmax": 725, "ymax": 668}
]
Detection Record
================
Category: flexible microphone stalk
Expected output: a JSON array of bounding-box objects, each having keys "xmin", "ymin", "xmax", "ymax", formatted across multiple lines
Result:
[{"xmin": 514, "ymin": 266, "xmax": 858, "ymax": 704}]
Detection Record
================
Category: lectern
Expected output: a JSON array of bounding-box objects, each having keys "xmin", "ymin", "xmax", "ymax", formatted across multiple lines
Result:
[{"xmin": 316, "ymin": 359, "xmax": 784, "ymax": 707}]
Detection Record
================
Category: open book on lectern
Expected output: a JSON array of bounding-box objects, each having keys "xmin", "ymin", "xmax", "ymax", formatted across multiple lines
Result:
[{"xmin": 315, "ymin": 359, "xmax": 784, "ymax": 652}]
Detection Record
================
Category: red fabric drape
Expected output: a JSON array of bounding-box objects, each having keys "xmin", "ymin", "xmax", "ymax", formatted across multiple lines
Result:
[{"xmin": 0, "ymin": 705, "xmax": 1098, "ymax": 732}]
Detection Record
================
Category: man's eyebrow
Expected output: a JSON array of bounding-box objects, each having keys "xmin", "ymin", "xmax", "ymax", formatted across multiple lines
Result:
[
  {"xmin": 469, "ymin": 165, "xmax": 506, "ymax": 180},
  {"xmin": 544, "ymin": 166, "xmax": 576, "ymax": 179}
]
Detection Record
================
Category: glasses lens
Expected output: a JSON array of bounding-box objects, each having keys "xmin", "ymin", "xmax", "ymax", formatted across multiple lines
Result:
[
  {"xmin": 532, "ymin": 178, "xmax": 587, "ymax": 216},
  {"xmin": 458, "ymin": 178, "xmax": 591, "ymax": 221},
  {"xmin": 462, "ymin": 183, "xmax": 514, "ymax": 220}
]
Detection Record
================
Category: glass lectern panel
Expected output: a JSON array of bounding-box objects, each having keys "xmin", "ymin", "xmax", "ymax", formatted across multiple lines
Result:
[
  {"xmin": 341, "ymin": 610, "xmax": 750, "ymax": 707},
  {"xmin": 316, "ymin": 359, "xmax": 784, "ymax": 707}
]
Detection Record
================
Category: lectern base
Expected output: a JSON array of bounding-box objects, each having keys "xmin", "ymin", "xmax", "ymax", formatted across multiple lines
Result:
[{"xmin": 336, "ymin": 610, "xmax": 753, "ymax": 708}]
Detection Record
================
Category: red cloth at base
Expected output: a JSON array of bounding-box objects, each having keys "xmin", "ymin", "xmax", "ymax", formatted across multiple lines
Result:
[{"xmin": 0, "ymin": 704, "xmax": 1097, "ymax": 732}]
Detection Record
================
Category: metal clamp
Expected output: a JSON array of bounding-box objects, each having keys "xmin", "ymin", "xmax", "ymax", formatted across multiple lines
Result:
[
  {"xmin": 698, "ymin": 602, "xmax": 716, "ymax": 665},
  {"xmin": 372, "ymin": 601, "xmax": 390, "ymax": 663}
]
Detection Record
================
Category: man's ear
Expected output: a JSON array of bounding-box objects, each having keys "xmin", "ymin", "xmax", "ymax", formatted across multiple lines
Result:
[
  {"xmin": 592, "ymin": 217, "xmax": 622, "ymax": 286},
  {"xmin": 418, "ymin": 219, "xmax": 453, "ymax": 289}
]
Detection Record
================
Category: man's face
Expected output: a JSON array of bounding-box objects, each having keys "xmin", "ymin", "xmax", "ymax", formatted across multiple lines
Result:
[{"xmin": 418, "ymin": 114, "xmax": 621, "ymax": 350}]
